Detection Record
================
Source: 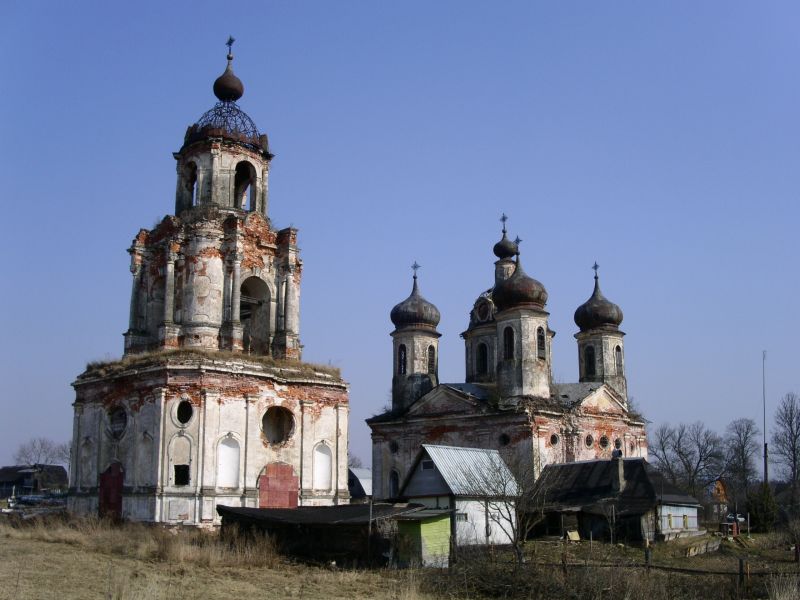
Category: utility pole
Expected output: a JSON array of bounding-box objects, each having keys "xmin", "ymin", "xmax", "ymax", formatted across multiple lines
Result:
[{"xmin": 763, "ymin": 350, "xmax": 768, "ymax": 485}]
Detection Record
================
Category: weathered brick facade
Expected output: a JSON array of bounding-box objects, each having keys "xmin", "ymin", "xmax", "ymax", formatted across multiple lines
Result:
[
  {"xmin": 68, "ymin": 46, "xmax": 349, "ymax": 524},
  {"xmin": 368, "ymin": 225, "xmax": 647, "ymax": 499}
]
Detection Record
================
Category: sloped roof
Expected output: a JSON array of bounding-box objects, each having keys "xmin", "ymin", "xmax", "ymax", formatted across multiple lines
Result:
[
  {"xmin": 550, "ymin": 383, "xmax": 602, "ymax": 407},
  {"xmin": 408, "ymin": 444, "xmax": 519, "ymax": 498},
  {"xmin": 533, "ymin": 458, "xmax": 700, "ymax": 517},
  {"xmin": 348, "ymin": 467, "xmax": 372, "ymax": 497}
]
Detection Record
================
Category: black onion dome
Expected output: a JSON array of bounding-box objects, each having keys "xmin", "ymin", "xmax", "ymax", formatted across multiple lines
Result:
[
  {"xmin": 213, "ymin": 54, "xmax": 244, "ymax": 101},
  {"xmin": 493, "ymin": 254, "xmax": 548, "ymax": 311},
  {"xmin": 390, "ymin": 275, "xmax": 441, "ymax": 330},
  {"xmin": 574, "ymin": 274, "xmax": 623, "ymax": 331},
  {"xmin": 493, "ymin": 230, "xmax": 518, "ymax": 259}
]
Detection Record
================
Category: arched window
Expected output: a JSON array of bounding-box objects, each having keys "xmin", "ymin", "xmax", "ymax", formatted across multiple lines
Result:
[
  {"xmin": 584, "ymin": 345, "xmax": 596, "ymax": 378},
  {"xmin": 216, "ymin": 437, "xmax": 240, "ymax": 488},
  {"xmin": 398, "ymin": 345, "xmax": 407, "ymax": 375},
  {"xmin": 234, "ymin": 161, "xmax": 257, "ymax": 211},
  {"xmin": 427, "ymin": 345, "xmax": 436, "ymax": 374},
  {"xmin": 615, "ymin": 345, "xmax": 623, "ymax": 375},
  {"xmin": 313, "ymin": 444, "xmax": 332, "ymax": 491},
  {"xmin": 537, "ymin": 327, "xmax": 546, "ymax": 360},
  {"xmin": 389, "ymin": 470, "xmax": 400, "ymax": 498},
  {"xmin": 503, "ymin": 327, "xmax": 514, "ymax": 360},
  {"xmin": 185, "ymin": 162, "xmax": 198, "ymax": 207},
  {"xmin": 477, "ymin": 343, "xmax": 488, "ymax": 375}
]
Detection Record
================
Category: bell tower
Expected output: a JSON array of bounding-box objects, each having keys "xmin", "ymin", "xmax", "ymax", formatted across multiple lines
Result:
[
  {"xmin": 389, "ymin": 263, "xmax": 441, "ymax": 412},
  {"xmin": 573, "ymin": 263, "xmax": 627, "ymax": 402},
  {"xmin": 123, "ymin": 39, "xmax": 301, "ymax": 359}
]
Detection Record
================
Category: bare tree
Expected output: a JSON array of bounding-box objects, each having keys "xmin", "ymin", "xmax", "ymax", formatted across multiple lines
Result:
[
  {"xmin": 724, "ymin": 418, "xmax": 760, "ymax": 508},
  {"xmin": 773, "ymin": 392, "xmax": 800, "ymax": 510},
  {"xmin": 347, "ymin": 451, "xmax": 364, "ymax": 469},
  {"xmin": 13, "ymin": 437, "xmax": 71, "ymax": 467},
  {"xmin": 649, "ymin": 422, "xmax": 725, "ymax": 499},
  {"xmin": 459, "ymin": 451, "xmax": 551, "ymax": 565}
]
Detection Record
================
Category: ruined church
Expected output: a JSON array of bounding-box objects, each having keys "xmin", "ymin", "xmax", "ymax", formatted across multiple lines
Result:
[
  {"xmin": 368, "ymin": 220, "xmax": 648, "ymax": 499},
  {"xmin": 68, "ymin": 44, "xmax": 349, "ymax": 524}
]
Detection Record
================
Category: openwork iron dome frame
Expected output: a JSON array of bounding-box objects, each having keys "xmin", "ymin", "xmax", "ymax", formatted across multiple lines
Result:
[{"xmin": 196, "ymin": 101, "xmax": 260, "ymax": 140}]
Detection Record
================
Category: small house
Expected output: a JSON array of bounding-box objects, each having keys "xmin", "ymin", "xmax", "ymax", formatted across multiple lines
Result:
[
  {"xmin": 0, "ymin": 464, "xmax": 68, "ymax": 499},
  {"xmin": 398, "ymin": 445, "xmax": 518, "ymax": 551},
  {"xmin": 533, "ymin": 456, "xmax": 702, "ymax": 542}
]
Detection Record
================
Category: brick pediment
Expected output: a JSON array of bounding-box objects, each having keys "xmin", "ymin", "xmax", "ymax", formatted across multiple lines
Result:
[
  {"xmin": 405, "ymin": 385, "xmax": 481, "ymax": 417},
  {"xmin": 575, "ymin": 385, "xmax": 627, "ymax": 416}
]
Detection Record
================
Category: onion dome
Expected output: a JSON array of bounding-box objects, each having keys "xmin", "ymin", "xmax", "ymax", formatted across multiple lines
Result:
[
  {"xmin": 183, "ymin": 39, "xmax": 269, "ymax": 154},
  {"xmin": 574, "ymin": 265, "xmax": 623, "ymax": 331},
  {"xmin": 213, "ymin": 52, "xmax": 244, "ymax": 102},
  {"xmin": 390, "ymin": 265, "xmax": 441, "ymax": 330},
  {"xmin": 493, "ymin": 213, "xmax": 518, "ymax": 259},
  {"xmin": 492, "ymin": 253, "xmax": 548, "ymax": 311}
]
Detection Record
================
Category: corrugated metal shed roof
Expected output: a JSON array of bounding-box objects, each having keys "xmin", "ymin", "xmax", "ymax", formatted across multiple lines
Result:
[{"xmin": 421, "ymin": 444, "xmax": 519, "ymax": 498}]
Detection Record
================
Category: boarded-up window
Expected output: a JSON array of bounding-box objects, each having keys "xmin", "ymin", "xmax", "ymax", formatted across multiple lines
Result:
[
  {"xmin": 427, "ymin": 345, "xmax": 436, "ymax": 374},
  {"xmin": 313, "ymin": 444, "xmax": 332, "ymax": 491},
  {"xmin": 217, "ymin": 437, "xmax": 240, "ymax": 488},
  {"xmin": 398, "ymin": 345, "xmax": 407, "ymax": 375}
]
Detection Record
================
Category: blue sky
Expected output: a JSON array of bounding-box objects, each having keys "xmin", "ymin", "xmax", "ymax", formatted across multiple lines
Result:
[{"xmin": 0, "ymin": 1, "xmax": 797, "ymax": 466}]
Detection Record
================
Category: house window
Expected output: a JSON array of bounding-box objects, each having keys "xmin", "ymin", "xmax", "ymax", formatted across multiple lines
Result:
[
  {"xmin": 585, "ymin": 434, "xmax": 594, "ymax": 448},
  {"xmin": 174, "ymin": 464, "xmax": 190, "ymax": 486},
  {"xmin": 600, "ymin": 436, "xmax": 610, "ymax": 449},
  {"xmin": 109, "ymin": 408, "xmax": 127, "ymax": 439},
  {"xmin": 614, "ymin": 438, "xmax": 622, "ymax": 450},
  {"xmin": 683, "ymin": 514, "xmax": 689, "ymax": 529},
  {"xmin": 615, "ymin": 345, "xmax": 623, "ymax": 375},
  {"xmin": 584, "ymin": 345, "xmax": 596, "ymax": 378},
  {"xmin": 389, "ymin": 470, "xmax": 400, "ymax": 497},
  {"xmin": 503, "ymin": 327, "xmax": 514, "ymax": 360},
  {"xmin": 398, "ymin": 345, "xmax": 407, "ymax": 375},
  {"xmin": 262, "ymin": 407, "xmax": 295, "ymax": 444},
  {"xmin": 427, "ymin": 345, "xmax": 436, "ymax": 375},
  {"xmin": 421, "ymin": 460, "xmax": 434, "ymax": 471},
  {"xmin": 499, "ymin": 433, "xmax": 511, "ymax": 446},
  {"xmin": 550, "ymin": 434, "xmax": 560, "ymax": 446},
  {"xmin": 477, "ymin": 343, "xmax": 488, "ymax": 375},
  {"xmin": 537, "ymin": 327, "xmax": 546, "ymax": 359},
  {"xmin": 456, "ymin": 513, "xmax": 468, "ymax": 522},
  {"xmin": 389, "ymin": 441, "xmax": 399, "ymax": 454}
]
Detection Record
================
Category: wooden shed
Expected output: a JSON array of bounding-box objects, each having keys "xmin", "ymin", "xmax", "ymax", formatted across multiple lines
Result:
[{"xmin": 395, "ymin": 508, "xmax": 451, "ymax": 567}]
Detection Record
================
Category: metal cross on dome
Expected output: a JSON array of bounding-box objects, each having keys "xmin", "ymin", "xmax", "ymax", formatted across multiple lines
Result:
[
  {"xmin": 226, "ymin": 36, "xmax": 236, "ymax": 52},
  {"xmin": 593, "ymin": 262, "xmax": 600, "ymax": 277},
  {"xmin": 500, "ymin": 213, "xmax": 509, "ymax": 232},
  {"xmin": 411, "ymin": 261, "xmax": 421, "ymax": 278}
]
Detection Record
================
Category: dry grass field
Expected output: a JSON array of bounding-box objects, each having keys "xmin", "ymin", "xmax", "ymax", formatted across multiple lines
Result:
[
  {"xmin": 0, "ymin": 518, "xmax": 427, "ymax": 600},
  {"xmin": 2, "ymin": 516, "xmax": 800, "ymax": 599}
]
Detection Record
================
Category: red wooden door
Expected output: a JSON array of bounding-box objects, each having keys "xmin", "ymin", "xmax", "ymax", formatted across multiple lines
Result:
[
  {"xmin": 99, "ymin": 462, "xmax": 124, "ymax": 520},
  {"xmin": 258, "ymin": 463, "xmax": 299, "ymax": 508}
]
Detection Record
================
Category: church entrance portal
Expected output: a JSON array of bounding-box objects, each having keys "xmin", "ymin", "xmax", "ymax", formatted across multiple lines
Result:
[
  {"xmin": 99, "ymin": 462, "xmax": 124, "ymax": 520},
  {"xmin": 258, "ymin": 462, "xmax": 298, "ymax": 508}
]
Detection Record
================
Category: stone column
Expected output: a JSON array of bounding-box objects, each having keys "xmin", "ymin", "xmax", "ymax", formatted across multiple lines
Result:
[
  {"xmin": 231, "ymin": 256, "xmax": 242, "ymax": 323},
  {"xmin": 124, "ymin": 261, "xmax": 145, "ymax": 354},
  {"xmin": 159, "ymin": 249, "xmax": 181, "ymax": 348}
]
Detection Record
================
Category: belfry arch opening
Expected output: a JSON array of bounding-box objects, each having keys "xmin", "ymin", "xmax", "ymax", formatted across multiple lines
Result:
[
  {"xmin": 185, "ymin": 162, "xmax": 198, "ymax": 207},
  {"xmin": 240, "ymin": 276, "xmax": 271, "ymax": 354},
  {"xmin": 234, "ymin": 161, "xmax": 257, "ymax": 211}
]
